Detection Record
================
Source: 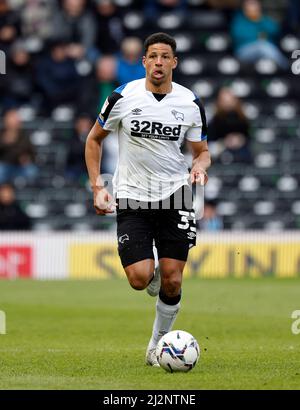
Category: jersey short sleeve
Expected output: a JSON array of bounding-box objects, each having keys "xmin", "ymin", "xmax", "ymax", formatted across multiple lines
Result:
[
  {"xmin": 185, "ymin": 97, "xmax": 208, "ymax": 142},
  {"xmin": 97, "ymin": 89, "xmax": 124, "ymax": 132}
]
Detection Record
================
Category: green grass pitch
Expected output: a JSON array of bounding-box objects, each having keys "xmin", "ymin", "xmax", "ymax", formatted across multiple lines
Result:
[{"xmin": 0, "ymin": 278, "xmax": 300, "ymax": 390}]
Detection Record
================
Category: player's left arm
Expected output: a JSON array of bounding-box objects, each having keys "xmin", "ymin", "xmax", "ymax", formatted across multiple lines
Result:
[{"xmin": 188, "ymin": 140, "xmax": 211, "ymax": 185}]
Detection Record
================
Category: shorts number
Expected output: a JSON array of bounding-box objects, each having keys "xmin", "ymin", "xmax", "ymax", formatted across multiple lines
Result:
[{"xmin": 177, "ymin": 210, "xmax": 196, "ymax": 231}]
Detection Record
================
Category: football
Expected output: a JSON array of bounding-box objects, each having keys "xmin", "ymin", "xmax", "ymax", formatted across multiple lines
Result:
[{"xmin": 156, "ymin": 330, "xmax": 200, "ymax": 373}]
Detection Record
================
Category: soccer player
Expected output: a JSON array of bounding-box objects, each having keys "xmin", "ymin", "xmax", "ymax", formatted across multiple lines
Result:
[{"xmin": 85, "ymin": 32, "xmax": 211, "ymax": 366}]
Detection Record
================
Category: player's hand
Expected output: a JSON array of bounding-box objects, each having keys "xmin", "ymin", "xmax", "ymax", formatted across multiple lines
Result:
[
  {"xmin": 93, "ymin": 187, "xmax": 117, "ymax": 215},
  {"xmin": 190, "ymin": 166, "xmax": 208, "ymax": 185}
]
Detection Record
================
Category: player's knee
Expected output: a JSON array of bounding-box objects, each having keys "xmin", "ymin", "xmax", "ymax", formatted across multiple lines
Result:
[
  {"xmin": 129, "ymin": 279, "xmax": 147, "ymax": 291},
  {"xmin": 161, "ymin": 272, "xmax": 182, "ymax": 297},
  {"xmin": 127, "ymin": 271, "xmax": 149, "ymax": 291}
]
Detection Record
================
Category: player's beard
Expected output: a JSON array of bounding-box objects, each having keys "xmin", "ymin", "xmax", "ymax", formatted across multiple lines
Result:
[{"xmin": 150, "ymin": 77, "xmax": 165, "ymax": 86}]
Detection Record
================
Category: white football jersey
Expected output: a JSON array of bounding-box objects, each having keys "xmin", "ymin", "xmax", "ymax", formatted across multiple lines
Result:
[{"xmin": 98, "ymin": 78, "xmax": 207, "ymax": 202}]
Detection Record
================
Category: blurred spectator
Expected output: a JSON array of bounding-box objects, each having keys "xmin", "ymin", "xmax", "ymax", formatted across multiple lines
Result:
[
  {"xmin": 117, "ymin": 37, "xmax": 145, "ymax": 85},
  {"xmin": 94, "ymin": 0, "xmax": 125, "ymax": 55},
  {"xmin": 0, "ymin": 109, "xmax": 38, "ymax": 184},
  {"xmin": 20, "ymin": 0, "xmax": 56, "ymax": 41},
  {"xmin": 144, "ymin": 0, "xmax": 187, "ymax": 19},
  {"xmin": 231, "ymin": 0, "xmax": 288, "ymax": 69},
  {"xmin": 95, "ymin": 55, "xmax": 118, "ymax": 112},
  {"xmin": 206, "ymin": 0, "xmax": 240, "ymax": 21},
  {"xmin": 0, "ymin": 40, "xmax": 34, "ymax": 110},
  {"xmin": 209, "ymin": 88, "xmax": 252, "ymax": 164},
  {"xmin": 198, "ymin": 200, "xmax": 223, "ymax": 231},
  {"xmin": 0, "ymin": 0, "xmax": 21, "ymax": 54},
  {"xmin": 65, "ymin": 113, "xmax": 93, "ymax": 181},
  {"xmin": 50, "ymin": 0, "xmax": 97, "ymax": 61},
  {"xmin": 283, "ymin": 0, "xmax": 300, "ymax": 35},
  {"xmin": 207, "ymin": 0, "xmax": 239, "ymax": 8},
  {"xmin": 76, "ymin": 55, "xmax": 118, "ymax": 117},
  {"xmin": 0, "ymin": 182, "xmax": 31, "ymax": 230},
  {"xmin": 35, "ymin": 39, "xmax": 81, "ymax": 113}
]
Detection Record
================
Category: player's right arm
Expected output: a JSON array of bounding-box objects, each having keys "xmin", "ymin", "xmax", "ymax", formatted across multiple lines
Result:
[
  {"xmin": 85, "ymin": 86, "xmax": 124, "ymax": 214},
  {"xmin": 85, "ymin": 121, "xmax": 115, "ymax": 215}
]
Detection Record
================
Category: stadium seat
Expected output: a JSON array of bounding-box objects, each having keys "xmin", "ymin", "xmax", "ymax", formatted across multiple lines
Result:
[
  {"xmin": 253, "ymin": 201, "xmax": 274, "ymax": 216},
  {"xmin": 205, "ymin": 34, "xmax": 230, "ymax": 52},
  {"xmin": 51, "ymin": 175, "xmax": 66, "ymax": 189},
  {"xmin": 254, "ymin": 152, "xmax": 276, "ymax": 168},
  {"xmin": 179, "ymin": 57, "xmax": 204, "ymax": 75},
  {"xmin": 191, "ymin": 80, "xmax": 215, "ymax": 98},
  {"xmin": 218, "ymin": 57, "xmax": 240, "ymax": 75},
  {"xmin": 71, "ymin": 222, "xmax": 93, "ymax": 231},
  {"xmin": 265, "ymin": 79, "xmax": 289, "ymax": 98},
  {"xmin": 264, "ymin": 220, "xmax": 285, "ymax": 231},
  {"xmin": 231, "ymin": 219, "xmax": 248, "ymax": 230},
  {"xmin": 274, "ymin": 102, "xmax": 297, "ymax": 120},
  {"xmin": 10, "ymin": 175, "xmax": 28, "ymax": 190},
  {"xmin": 32, "ymin": 222, "xmax": 54, "ymax": 232},
  {"xmin": 217, "ymin": 201, "xmax": 237, "ymax": 216},
  {"xmin": 239, "ymin": 176, "xmax": 260, "ymax": 192},
  {"xmin": 75, "ymin": 59, "xmax": 93, "ymax": 77},
  {"xmin": 253, "ymin": 128, "xmax": 276, "ymax": 144},
  {"xmin": 173, "ymin": 34, "xmax": 193, "ymax": 53},
  {"xmin": 25, "ymin": 203, "xmax": 48, "ymax": 218},
  {"xmin": 277, "ymin": 175, "xmax": 298, "ymax": 192},
  {"xmin": 123, "ymin": 12, "xmax": 144, "ymax": 30},
  {"xmin": 229, "ymin": 79, "xmax": 253, "ymax": 98},
  {"xmin": 64, "ymin": 203, "xmax": 87, "ymax": 218},
  {"xmin": 255, "ymin": 59, "xmax": 278, "ymax": 75},
  {"xmin": 243, "ymin": 102, "xmax": 260, "ymax": 120},
  {"xmin": 280, "ymin": 35, "xmax": 300, "ymax": 53},
  {"xmin": 204, "ymin": 176, "xmax": 222, "ymax": 200},
  {"xmin": 291, "ymin": 201, "xmax": 300, "ymax": 215},
  {"xmin": 52, "ymin": 106, "xmax": 74, "ymax": 122},
  {"xmin": 17, "ymin": 106, "xmax": 37, "ymax": 122},
  {"xmin": 189, "ymin": 11, "xmax": 226, "ymax": 30},
  {"xmin": 30, "ymin": 130, "xmax": 52, "ymax": 146},
  {"xmin": 157, "ymin": 14, "xmax": 184, "ymax": 30}
]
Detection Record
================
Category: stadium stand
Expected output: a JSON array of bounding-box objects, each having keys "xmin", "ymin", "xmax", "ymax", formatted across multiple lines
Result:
[{"xmin": 0, "ymin": 0, "xmax": 299, "ymax": 232}]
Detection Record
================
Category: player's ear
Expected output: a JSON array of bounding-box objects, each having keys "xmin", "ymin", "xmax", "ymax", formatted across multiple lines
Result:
[
  {"xmin": 142, "ymin": 55, "xmax": 146, "ymax": 68},
  {"xmin": 172, "ymin": 56, "xmax": 178, "ymax": 69}
]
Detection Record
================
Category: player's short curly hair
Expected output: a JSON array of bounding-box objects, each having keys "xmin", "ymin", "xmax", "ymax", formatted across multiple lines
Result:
[{"xmin": 144, "ymin": 32, "xmax": 177, "ymax": 56}]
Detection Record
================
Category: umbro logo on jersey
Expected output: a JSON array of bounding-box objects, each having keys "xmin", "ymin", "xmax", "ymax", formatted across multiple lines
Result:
[
  {"xmin": 132, "ymin": 108, "xmax": 142, "ymax": 115},
  {"xmin": 171, "ymin": 110, "xmax": 184, "ymax": 121}
]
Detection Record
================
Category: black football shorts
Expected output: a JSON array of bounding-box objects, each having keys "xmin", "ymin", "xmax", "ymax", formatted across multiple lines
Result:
[{"xmin": 116, "ymin": 186, "xmax": 196, "ymax": 268}]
